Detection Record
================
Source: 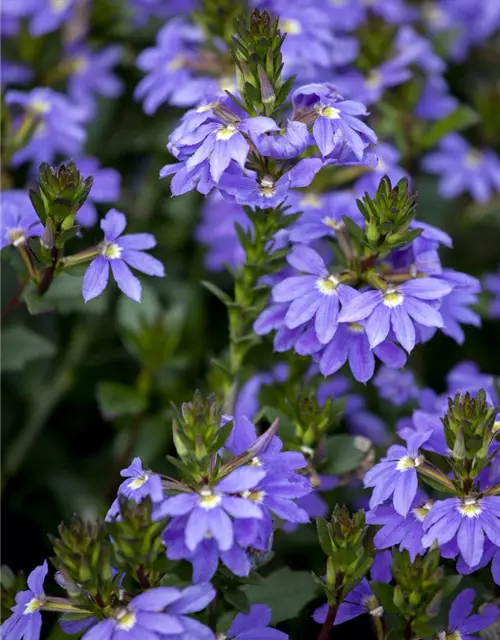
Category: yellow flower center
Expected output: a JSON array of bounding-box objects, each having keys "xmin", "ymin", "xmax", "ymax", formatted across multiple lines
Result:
[
  {"xmin": 241, "ymin": 490, "xmax": 266, "ymax": 504},
  {"xmin": 167, "ymin": 56, "xmax": 185, "ymax": 71},
  {"xmin": 216, "ymin": 124, "xmax": 237, "ymax": 141},
  {"xmin": 413, "ymin": 500, "xmax": 433, "ymax": 522},
  {"xmin": 24, "ymin": 598, "xmax": 42, "ymax": 614},
  {"xmin": 51, "ymin": 0, "xmax": 71, "ymax": 11},
  {"xmin": 322, "ymin": 216, "xmax": 342, "ymax": 230},
  {"xmin": 102, "ymin": 242, "xmax": 122, "ymax": 259},
  {"xmin": 319, "ymin": 105, "xmax": 341, "ymax": 120},
  {"xmin": 465, "ymin": 150, "xmax": 482, "ymax": 168},
  {"xmin": 128, "ymin": 474, "xmax": 148, "ymax": 490},
  {"xmin": 396, "ymin": 454, "xmax": 424, "ymax": 471},
  {"xmin": 30, "ymin": 99, "xmax": 50, "ymax": 114},
  {"xmin": 7, "ymin": 228, "xmax": 27, "ymax": 247},
  {"xmin": 348, "ymin": 322, "xmax": 365, "ymax": 334},
  {"xmin": 366, "ymin": 71, "xmax": 381, "ymax": 88},
  {"xmin": 458, "ymin": 497, "xmax": 482, "ymax": 518},
  {"xmin": 260, "ymin": 177, "xmax": 276, "ymax": 197},
  {"xmin": 280, "ymin": 18, "xmax": 302, "ymax": 34},
  {"xmin": 316, "ymin": 275, "xmax": 340, "ymax": 295},
  {"xmin": 199, "ymin": 488, "xmax": 222, "ymax": 510},
  {"xmin": 383, "ymin": 289, "xmax": 404, "ymax": 307},
  {"xmin": 301, "ymin": 193, "xmax": 322, "ymax": 208},
  {"xmin": 115, "ymin": 609, "xmax": 137, "ymax": 631}
]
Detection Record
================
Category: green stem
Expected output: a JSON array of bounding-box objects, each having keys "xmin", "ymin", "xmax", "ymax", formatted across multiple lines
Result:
[
  {"xmin": 317, "ymin": 604, "xmax": 338, "ymax": 640},
  {"xmin": 372, "ymin": 615, "xmax": 385, "ymax": 640},
  {"xmin": 61, "ymin": 246, "xmax": 101, "ymax": 269},
  {"xmin": 417, "ymin": 462, "xmax": 456, "ymax": 493},
  {"xmin": 2, "ymin": 322, "xmax": 93, "ymax": 489}
]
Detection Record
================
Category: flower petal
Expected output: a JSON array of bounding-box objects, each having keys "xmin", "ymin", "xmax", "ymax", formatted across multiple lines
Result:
[
  {"xmin": 100, "ymin": 208, "xmax": 126, "ymax": 241},
  {"xmin": 83, "ymin": 256, "xmax": 109, "ymax": 302},
  {"xmin": 121, "ymin": 249, "xmax": 165, "ymax": 277},
  {"xmin": 110, "ymin": 259, "xmax": 142, "ymax": 302},
  {"xmin": 286, "ymin": 245, "xmax": 327, "ymax": 277}
]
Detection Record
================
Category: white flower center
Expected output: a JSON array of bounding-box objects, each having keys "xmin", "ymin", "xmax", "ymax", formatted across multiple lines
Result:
[
  {"xmin": 216, "ymin": 124, "xmax": 237, "ymax": 141},
  {"xmin": 167, "ymin": 56, "xmax": 185, "ymax": 71},
  {"xmin": 101, "ymin": 242, "xmax": 122, "ymax": 259},
  {"xmin": 366, "ymin": 71, "xmax": 381, "ymax": 89},
  {"xmin": 465, "ymin": 150, "xmax": 482, "ymax": 168},
  {"xmin": 128, "ymin": 474, "xmax": 148, "ymax": 490},
  {"xmin": 24, "ymin": 598, "xmax": 42, "ymax": 614},
  {"xmin": 7, "ymin": 227, "xmax": 27, "ymax": 247},
  {"xmin": 115, "ymin": 609, "xmax": 137, "ymax": 631},
  {"xmin": 316, "ymin": 275, "xmax": 340, "ymax": 295},
  {"xmin": 301, "ymin": 193, "xmax": 322, "ymax": 208},
  {"xmin": 349, "ymin": 322, "xmax": 365, "ymax": 334},
  {"xmin": 322, "ymin": 216, "xmax": 342, "ymax": 230},
  {"xmin": 396, "ymin": 454, "xmax": 424, "ymax": 471},
  {"xmin": 72, "ymin": 56, "xmax": 88, "ymax": 73},
  {"xmin": 280, "ymin": 18, "xmax": 302, "ymax": 34},
  {"xmin": 250, "ymin": 456, "xmax": 263, "ymax": 467},
  {"xmin": 383, "ymin": 289, "xmax": 404, "ymax": 307},
  {"xmin": 50, "ymin": 0, "xmax": 71, "ymax": 12},
  {"xmin": 199, "ymin": 488, "xmax": 222, "ymax": 510},
  {"xmin": 413, "ymin": 500, "xmax": 433, "ymax": 522},
  {"xmin": 458, "ymin": 497, "xmax": 482, "ymax": 518},
  {"xmin": 30, "ymin": 99, "xmax": 50, "ymax": 114},
  {"xmin": 377, "ymin": 157, "xmax": 388, "ymax": 172},
  {"xmin": 319, "ymin": 105, "xmax": 341, "ymax": 120},
  {"xmin": 438, "ymin": 632, "xmax": 462, "ymax": 640},
  {"xmin": 241, "ymin": 489, "xmax": 266, "ymax": 504},
  {"xmin": 259, "ymin": 177, "xmax": 276, "ymax": 197}
]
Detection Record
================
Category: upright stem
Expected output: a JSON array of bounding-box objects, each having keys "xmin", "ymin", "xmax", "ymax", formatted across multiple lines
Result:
[
  {"xmin": 317, "ymin": 604, "xmax": 338, "ymax": 640},
  {"xmin": 372, "ymin": 616, "xmax": 385, "ymax": 640}
]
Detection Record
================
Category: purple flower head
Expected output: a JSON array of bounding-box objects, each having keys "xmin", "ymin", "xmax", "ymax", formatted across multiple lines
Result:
[
  {"xmin": 255, "ymin": 119, "xmax": 311, "ymax": 160},
  {"xmin": 318, "ymin": 321, "xmax": 407, "ymax": 384},
  {"xmin": 397, "ymin": 408, "xmax": 448, "ymax": 457},
  {"xmin": 74, "ymin": 156, "xmax": 122, "ymax": 228},
  {"xmin": 272, "ymin": 244, "xmax": 358, "ymax": 345},
  {"xmin": 223, "ymin": 604, "xmax": 287, "ymax": 639},
  {"xmin": 423, "ymin": 134, "xmax": 500, "ymax": 203},
  {"xmin": 1, "ymin": 60, "xmax": 32, "ymax": 87},
  {"xmin": 154, "ymin": 466, "xmax": 266, "ymax": 553},
  {"xmin": 1, "ymin": 190, "xmax": 43, "ymax": 250},
  {"xmin": 447, "ymin": 361, "xmax": 499, "ymax": 405},
  {"xmin": 393, "ymin": 26, "xmax": 445, "ymax": 74},
  {"xmin": 67, "ymin": 45, "xmax": 123, "ymax": 118},
  {"xmin": 484, "ymin": 266, "xmax": 500, "ymax": 319},
  {"xmin": 82, "ymin": 209, "xmax": 164, "ymax": 303},
  {"xmin": 292, "ymin": 84, "xmax": 377, "ymax": 160},
  {"xmin": 367, "ymin": 493, "xmax": 432, "ymax": 561},
  {"xmin": 374, "ymin": 366, "xmax": 419, "ymax": 406},
  {"xmin": 336, "ymin": 61, "xmax": 411, "ymax": 107},
  {"xmin": 370, "ymin": 550, "xmax": 393, "ymax": 583},
  {"xmin": 135, "ymin": 19, "xmax": 227, "ymax": 113},
  {"xmin": 80, "ymin": 584, "xmax": 215, "ymax": 640},
  {"xmin": 1, "ymin": 560, "xmax": 48, "ymax": 640},
  {"xmin": 218, "ymin": 158, "xmax": 323, "ymax": 208},
  {"xmin": 313, "ymin": 579, "xmax": 383, "ymax": 627},
  {"xmin": 364, "ymin": 431, "xmax": 431, "ymax": 516},
  {"xmin": 5, "ymin": 88, "xmax": 87, "ymax": 168},
  {"xmin": 415, "ymin": 75, "xmax": 458, "ymax": 121},
  {"xmin": 117, "ymin": 457, "xmax": 163, "ymax": 503},
  {"xmin": 440, "ymin": 589, "xmax": 499, "ymax": 640},
  {"xmin": 457, "ymin": 540, "xmax": 500, "ymax": 586},
  {"xmin": 422, "ymin": 496, "xmax": 500, "ymax": 567},
  {"xmin": 434, "ymin": 270, "xmax": 481, "ymax": 345},
  {"xmin": 288, "ymin": 190, "xmax": 362, "ymax": 244},
  {"xmin": 27, "ymin": 0, "xmax": 76, "ymax": 36},
  {"xmin": 355, "ymin": 143, "xmax": 407, "ymax": 197},
  {"xmin": 338, "ymin": 278, "xmax": 452, "ymax": 353}
]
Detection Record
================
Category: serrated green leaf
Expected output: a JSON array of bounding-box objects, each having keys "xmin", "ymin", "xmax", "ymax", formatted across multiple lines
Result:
[
  {"xmin": 243, "ymin": 567, "xmax": 317, "ymax": 623},
  {"xmin": 97, "ymin": 382, "xmax": 146, "ymax": 420},
  {"xmin": 1, "ymin": 325, "xmax": 56, "ymax": 372}
]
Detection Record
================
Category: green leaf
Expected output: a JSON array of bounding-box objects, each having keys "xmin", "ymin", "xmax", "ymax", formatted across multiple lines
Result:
[
  {"xmin": 243, "ymin": 567, "xmax": 317, "ymax": 623},
  {"xmin": 323, "ymin": 435, "xmax": 369, "ymax": 475},
  {"xmin": 419, "ymin": 106, "xmax": 480, "ymax": 150},
  {"xmin": 370, "ymin": 582, "xmax": 398, "ymax": 614},
  {"xmin": 316, "ymin": 517, "xmax": 333, "ymax": 557},
  {"xmin": 223, "ymin": 588, "xmax": 251, "ymax": 613},
  {"xmin": 1, "ymin": 325, "xmax": 55, "ymax": 372},
  {"xmin": 201, "ymin": 280, "xmax": 233, "ymax": 306},
  {"xmin": 97, "ymin": 382, "xmax": 147, "ymax": 420},
  {"xmin": 22, "ymin": 273, "xmax": 107, "ymax": 316}
]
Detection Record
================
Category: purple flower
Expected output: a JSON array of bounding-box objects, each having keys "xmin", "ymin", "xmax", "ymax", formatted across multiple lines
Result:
[
  {"xmin": 27, "ymin": 0, "xmax": 76, "ymax": 36},
  {"xmin": 338, "ymin": 278, "xmax": 452, "ymax": 353},
  {"xmin": 370, "ymin": 550, "xmax": 393, "ymax": 583},
  {"xmin": 255, "ymin": 119, "xmax": 311, "ymax": 160},
  {"xmin": 218, "ymin": 158, "xmax": 323, "ymax": 208},
  {"xmin": 272, "ymin": 245, "xmax": 358, "ymax": 344},
  {"xmin": 154, "ymin": 466, "xmax": 266, "ymax": 553},
  {"xmin": 1, "ymin": 190, "xmax": 43, "ymax": 249},
  {"xmin": 117, "ymin": 457, "xmax": 163, "ymax": 503},
  {"xmin": 364, "ymin": 431, "xmax": 431, "ymax": 516},
  {"xmin": 80, "ymin": 584, "xmax": 215, "ymax": 640},
  {"xmin": 336, "ymin": 61, "xmax": 411, "ymax": 106},
  {"xmin": 5, "ymin": 88, "xmax": 87, "ymax": 168},
  {"xmin": 1, "ymin": 60, "xmax": 32, "ymax": 87},
  {"xmin": 457, "ymin": 540, "xmax": 500, "ymax": 586},
  {"xmin": 441, "ymin": 589, "xmax": 499, "ymax": 640},
  {"xmin": 422, "ymin": 496, "xmax": 500, "ymax": 567},
  {"xmin": 313, "ymin": 579, "xmax": 383, "ymax": 626},
  {"xmin": 484, "ymin": 266, "xmax": 500, "ymax": 319},
  {"xmin": 292, "ymin": 84, "xmax": 377, "ymax": 159},
  {"xmin": 423, "ymin": 134, "xmax": 500, "ymax": 202},
  {"xmin": 74, "ymin": 156, "xmax": 122, "ymax": 228},
  {"xmin": 373, "ymin": 366, "xmax": 419, "ymax": 406},
  {"xmin": 415, "ymin": 75, "xmax": 458, "ymax": 121},
  {"xmin": 1, "ymin": 560, "xmax": 48, "ymax": 640},
  {"xmin": 224, "ymin": 604, "xmax": 287, "ymax": 639},
  {"xmin": 135, "ymin": 19, "xmax": 223, "ymax": 113},
  {"xmin": 318, "ymin": 322, "xmax": 407, "ymax": 383},
  {"xmin": 447, "ymin": 361, "xmax": 499, "ymax": 405},
  {"xmin": 67, "ymin": 45, "xmax": 123, "ymax": 118},
  {"xmin": 367, "ymin": 494, "xmax": 432, "ymax": 561},
  {"xmin": 82, "ymin": 209, "xmax": 164, "ymax": 303},
  {"xmin": 182, "ymin": 116, "xmax": 279, "ymax": 182}
]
